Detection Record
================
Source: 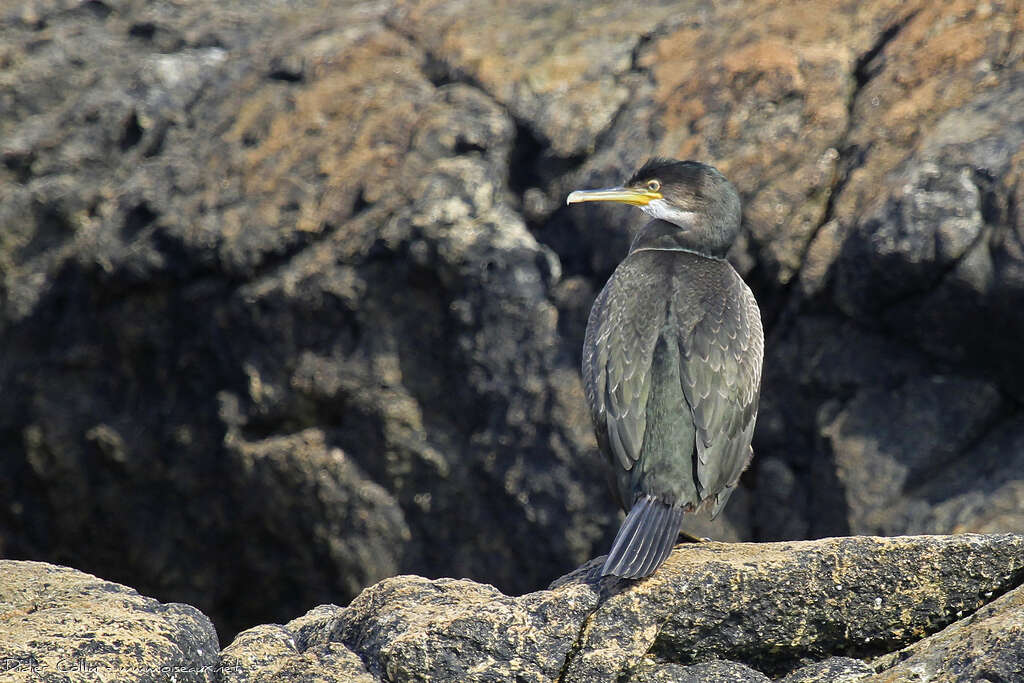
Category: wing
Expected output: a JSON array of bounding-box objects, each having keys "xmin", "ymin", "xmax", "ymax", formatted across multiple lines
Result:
[
  {"xmin": 582, "ymin": 257, "xmax": 664, "ymax": 475},
  {"xmin": 678, "ymin": 269, "xmax": 763, "ymax": 516}
]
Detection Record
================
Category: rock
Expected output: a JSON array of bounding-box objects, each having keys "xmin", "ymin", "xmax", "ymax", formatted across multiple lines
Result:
[
  {"xmin": 627, "ymin": 659, "xmax": 770, "ymax": 683},
  {"xmin": 781, "ymin": 657, "xmax": 873, "ymax": 682},
  {"xmin": 867, "ymin": 583, "xmax": 1024, "ymax": 683},
  {"xmin": 832, "ymin": 77, "xmax": 1024, "ymax": 387},
  {"xmin": 387, "ymin": 0, "xmax": 684, "ymax": 158},
  {"xmin": 222, "ymin": 428, "xmax": 414, "ymax": 621},
  {"xmin": 909, "ymin": 418, "xmax": 1024, "ymax": 536},
  {"xmin": 3, "ymin": 0, "xmax": 1024, "ymax": 650},
  {"xmin": 219, "ymin": 606, "xmax": 376, "ymax": 683},
  {"xmin": 0, "ymin": 560, "xmax": 218, "ymax": 682},
  {"xmin": 215, "ymin": 534, "xmax": 1024, "ymax": 682},
  {"xmin": 862, "ymin": 79, "xmax": 1024, "ymax": 397},
  {"xmin": 0, "ymin": 0, "xmax": 613, "ymax": 639},
  {"xmin": 4, "ymin": 535, "xmax": 1023, "ymax": 681},
  {"xmin": 819, "ymin": 375, "xmax": 1003, "ymax": 535},
  {"xmin": 333, "ymin": 574, "xmax": 599, "ymax": 682},
  {"xmin": 560, "ymin": 535, "xmax": 1024, "ymax": 678},
  {"xmin": 634, "ymin": 2, "xmax": 905, "ymax": 286},
  {"xmin": 546, "ymin": 0, "xmax": 916, "ymax": 288}
]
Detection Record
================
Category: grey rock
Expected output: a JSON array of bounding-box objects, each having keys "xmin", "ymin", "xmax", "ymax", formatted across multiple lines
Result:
[
  {"xmin": 834, "ymin": 161, "xmax": 988, "ymax": 318},
  {"xmin": 386, "ymin": 0, "xmax": 684, "ymax": 157},
  {"xmin": 8, "ymin": 533, "xmax": 1024, "ymax": 682},
  {"xmin": 819, "ymin": 375, "xmax": 1003, "ymax": 535},
  {"xmin": 897, "ymin": 417, "xmax": 1024, "ymax": 536},
  {"xmin": 756, "ymin": 8, "xmax": 1024, "ymax": 543},
  {"xmin": 832, "ymin": 75, "xmax": 1024, "ymax": 397},
  {"xmin": 223, "ymin": 428, "xmax": 414, "ymax": 619},
  {"xmin": 750, "ymin": 457, "xmax": 810, "ymax": 541}
]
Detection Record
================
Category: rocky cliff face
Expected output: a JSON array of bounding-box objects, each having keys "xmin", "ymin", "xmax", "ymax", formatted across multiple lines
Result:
[
  {"xmin": 4, "ymin": 535, "xmax": 1024, "ymax": 681},
  {"xmin": 1, "ymin": 0, "xmax": 1023, "ymax": 644}
]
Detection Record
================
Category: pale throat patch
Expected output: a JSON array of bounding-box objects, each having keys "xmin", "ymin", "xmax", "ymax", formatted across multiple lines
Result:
[{"xmin": 641, "ymin": 199, "xmax": 697, "ymax": 226}]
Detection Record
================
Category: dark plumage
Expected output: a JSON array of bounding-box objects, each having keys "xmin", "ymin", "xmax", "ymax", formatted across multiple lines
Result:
[{"xmin": 567, "ymin": 159, "xmax": 764, "ymax": 578}]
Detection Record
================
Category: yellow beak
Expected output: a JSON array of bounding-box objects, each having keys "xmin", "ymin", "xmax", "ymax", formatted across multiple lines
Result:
[{"xmin": 565, "ymin": 186, "xmax": 662, "ymax": 207}]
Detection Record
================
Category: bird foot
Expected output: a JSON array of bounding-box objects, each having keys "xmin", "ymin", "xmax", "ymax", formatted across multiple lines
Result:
[{"xmin": 678, "ymin": 530, "xmax": 712, "ymax": 543}]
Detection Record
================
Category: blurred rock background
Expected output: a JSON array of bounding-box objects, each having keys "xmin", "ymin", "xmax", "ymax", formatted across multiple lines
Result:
[{"xmin": 0, "ymin": 0, "xmax": 1021, "ymax": 640}]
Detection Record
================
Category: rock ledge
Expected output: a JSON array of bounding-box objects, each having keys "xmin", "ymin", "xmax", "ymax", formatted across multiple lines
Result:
[{"xmin": 11, "ymin": 535, "xmax": 1018, "ymax": 681}]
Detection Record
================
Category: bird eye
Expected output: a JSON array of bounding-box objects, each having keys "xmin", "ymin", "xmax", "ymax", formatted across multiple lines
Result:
[{"xmin": 647, "ymin": 180, "xmax": 661, "ymax": 192}]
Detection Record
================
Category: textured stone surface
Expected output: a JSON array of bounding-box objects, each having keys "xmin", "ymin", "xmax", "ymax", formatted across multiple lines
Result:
[
  {"xmin": 221, "ymin": 576, "xmax": 602, "ymax": 682},
  {"xmin": 560, "ymin": 535, "xmax": 1024, "ymax": 679},
  {"xmin": 0, "ymin": 560, "xmax": 219, "ymax": 682},
  {"xmin": 542, "ymin": 0, "xmax": 912, "ymax": 287},
  {"xmin": 781, "ymin": 657, "xmax": 873, "ymax": 682},
  {"xmin": 335, "ymin": 574, "xmax": 599, "ymax": 682},
  {"xmin": 223, "ymin": 428, "xmax": 413, "ymax": 620},
  {"xmin": 831, "ymin": 74, "xmax": 1024, "ymax": 388},
  {"xmin": 0, "ymin": 0, "xmax": 609, "ymax": 638},
  {"xmin": 866, "ymin": 582, "xmax": 1024, "ymax": 682},
  {"xmin": 2, "ymin": 0, "xmax": 1024, "ymax": 650},
  {"xmin": 627, "ymin": 659, "xmax": 770, "ymax": 683},
  {"xmin": 820, "ymin": 376, "xmax": 1003, "ymax": 535},
  {"xmin": 214, "ymin": 535, "xmax": 1024, "ymax": 682},
  {"xmin": 386, "ymin": 0, "xmax": 682, "ymax": 157},
  {"xmin": 219, "ymin": 606, "xmax": 376, "ymax": 683},
  {"xmin": 6, "ymin": 536, "xmax": 1024, "ymax": 681}
]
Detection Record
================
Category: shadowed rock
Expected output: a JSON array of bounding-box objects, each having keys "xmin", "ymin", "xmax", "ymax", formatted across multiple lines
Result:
[
  {"xmin": 869, "ymin": 580, "xmax": 1024, "ymax": 682},
  {"xmin": 0, "ymin": 0, "xmax": 607, "ymax": 637}
]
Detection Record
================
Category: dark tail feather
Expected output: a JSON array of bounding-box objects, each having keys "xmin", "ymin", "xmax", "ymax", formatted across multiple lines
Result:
[{"xmin": 602, "ymin": 496, "xmax": 684, "ymax": 578}]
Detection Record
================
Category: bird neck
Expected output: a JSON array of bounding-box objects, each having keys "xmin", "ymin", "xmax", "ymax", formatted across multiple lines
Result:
[{"xmin": 628, "ymin": 220, "xmax": 726, "ymax": 260}]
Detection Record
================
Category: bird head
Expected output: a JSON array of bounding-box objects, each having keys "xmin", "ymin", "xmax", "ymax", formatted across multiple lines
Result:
[{"xmin": 566, "ymin": 158, "xmax": 741, "ymax": 258}]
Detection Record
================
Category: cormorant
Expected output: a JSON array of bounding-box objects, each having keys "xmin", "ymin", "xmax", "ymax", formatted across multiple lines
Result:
[{"xmin": 567, "ymin": 158, "xmax": 763, "ymax": 578}]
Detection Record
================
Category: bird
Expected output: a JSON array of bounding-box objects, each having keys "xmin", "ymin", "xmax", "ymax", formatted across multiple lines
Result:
[{"xmin": 566, "ymin": 158, "xmax": 763, "ymax": 579}]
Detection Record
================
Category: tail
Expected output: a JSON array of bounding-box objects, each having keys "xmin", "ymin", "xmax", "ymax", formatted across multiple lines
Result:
[{"xmin": 602, "ymin": 496, "xmax": 684, "ymax": 578}]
